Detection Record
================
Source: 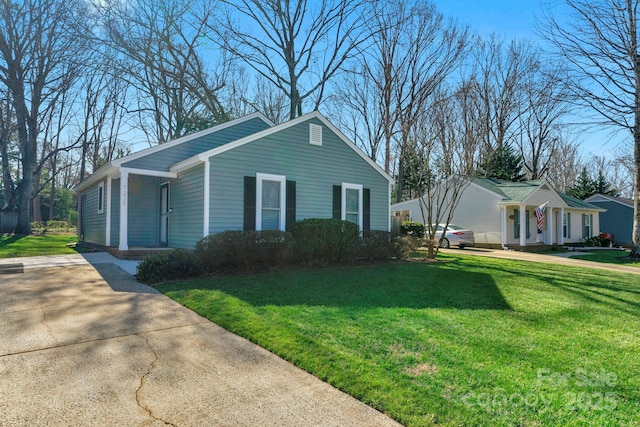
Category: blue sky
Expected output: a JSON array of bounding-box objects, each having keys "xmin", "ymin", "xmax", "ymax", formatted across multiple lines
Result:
[
  {"xmin": 432, "ymin": 0, "xmax": 543, "ymax": 39},
  {"xmin": 431, "ymin": 0, "xmax": 626, "ymax": 159}
]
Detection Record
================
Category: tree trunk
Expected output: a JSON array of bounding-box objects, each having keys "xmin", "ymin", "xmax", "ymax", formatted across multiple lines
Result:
[
  {"xmin": 631, "ymin": 129, "xmax": 640, "ymax": 257},
  {"xmin": 32, "ymin": 171, "xmax": 41, "ymax": 222}
]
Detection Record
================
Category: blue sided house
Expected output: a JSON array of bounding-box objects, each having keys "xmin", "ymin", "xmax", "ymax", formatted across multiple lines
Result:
[
  {"xmin": 585, "ymin": 194, "xmax": 635, "ymax": 246},
  {"xmin": 74, "ymin": 112, "xmax": 394, "ymax": 257}
]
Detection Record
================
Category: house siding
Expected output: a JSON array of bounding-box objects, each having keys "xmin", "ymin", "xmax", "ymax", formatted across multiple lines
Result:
[
  {"xmin": 80, "ymin": 180, "xmax": 107, "ymax": 245},
  {"xmin": 169, "ymin": 164, "xmax": 205, "ymax": 249},
  {"xmin": 450, "ymin": 184, "xmax": 503, "ymax": 244},
  {"xmin": 208, "ymin": 117, "xmax": 389, "ymax": 233},
  {"xmin": 127, "ymin": 175, "xmax": 161, "ymax": 246},
  {"xmin": 590, "ymin": 201, "xmax": 633, "ymax": 244},
  {"xmin": 121, "ymin": 117, "xmax": 271, "ymax": 171}
]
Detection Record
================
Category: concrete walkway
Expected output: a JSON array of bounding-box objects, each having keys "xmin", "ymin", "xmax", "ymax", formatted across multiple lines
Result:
[
  {"xmin": 443, "ymin": 247, "xmax": 640, "ymax": 276},
  {"xmin": 0, "ymin": 255, "xmax": 400, "ymax": 426}
]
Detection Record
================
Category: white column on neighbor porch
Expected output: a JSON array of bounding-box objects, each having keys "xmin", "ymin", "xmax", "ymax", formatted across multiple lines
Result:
[
  {"xmin": 548, "ymin": 207, "xmax": 554, "ymax": 244},
  {"xmin": 559, "ymin": 208, "xmax": 564, "ymax": 245},
  {"xmin": 519, "ymin": 204, "xmax": 527, "ymax": 247},
  {"xmin": 105, "ymin": 177, "xmax": 112, "ymax": 246},
  {"xmin": 501, "ymin": 205, "xmax": 507, "ymax": 247},
  {"xmin": 119, "ymin": 171, "xmax": 129, "ymax": 251}
]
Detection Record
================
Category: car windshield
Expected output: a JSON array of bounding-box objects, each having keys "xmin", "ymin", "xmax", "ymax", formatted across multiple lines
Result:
[{"xmin": 435, "ymin": 224, "xmax": 464, "ymax": 231}]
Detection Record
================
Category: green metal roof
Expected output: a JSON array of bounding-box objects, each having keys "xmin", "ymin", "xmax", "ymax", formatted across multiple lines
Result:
[
  {"xmin": 559, "ymin": 193, "xmax": 602, "ymax": 210},
  {"xmin": 473, "ymin": 177, "xmax": 545, "ymax": 202},
  {"xmin": 473, "ymin": 177, "xmax": 602, "ymax": 210}
]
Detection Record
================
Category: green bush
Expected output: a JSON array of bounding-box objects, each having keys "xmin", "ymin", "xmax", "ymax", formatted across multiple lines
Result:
[
  {"xmin": 195, "ymin": 230, "xmax": 293, "ymax": 273},
  {"xmin": 391, "ymin": 235, "xmax": 418, "ymax": 260},
  {"xmin": 136, "ymin": 250, "xmax": 203, "ymax": 284},
  {"xmin": 30, "ymin": 220, "xmax": 76, "ymax": 233},
  {"xmin": 581, "ymin": 235, "xmax": 611, "ymax": 247},
  {"xmin": 400, "ymin": 220, "xmax": 425, "ymax": 238},
  {"xmin": 290, "ymin": 218, "xmax": 359, "ymax": 265}
]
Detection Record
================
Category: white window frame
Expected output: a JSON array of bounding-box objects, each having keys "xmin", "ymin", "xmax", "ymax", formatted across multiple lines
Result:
[
  {"xmin": 341, "ymin": 183, "xmax": 363, "ymax": 230},
  {"xmin": 97, "ymin": 181, "xmax": 105, "ymax": 214},
  {"xmin": 256, "ymin": 173, "xmax": 287, "ymax": 231}
]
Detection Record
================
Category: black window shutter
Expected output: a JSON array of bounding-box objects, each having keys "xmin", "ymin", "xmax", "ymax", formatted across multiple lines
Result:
[
  {"xmin": 332, "ymin": 185, "xmax": 341, "ymax": 219},
  {"xmin": 244, "ymin": 176, "xmax": 256, "ymax": 231},
  {"xmin": 363, "ymin": 188, "xmax": 370, "ymax": 231},
  {"xmin": 286, "ymin": 180, "xmax": 296, "ymax": 230}
]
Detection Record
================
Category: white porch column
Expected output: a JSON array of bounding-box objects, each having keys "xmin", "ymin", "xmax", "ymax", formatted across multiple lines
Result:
[
  {"xmin": 105, "ymin": 177, "xmax": 112, "ymax": 246},
  {"xmin": 548, "ymin": 207, "xmax": 554, "ymax": 244},
  {"xmin": 559, "ymin": 208, "xmax": 564, "ymax": 245},
  {"xmin": 501, "ymin": 205, "xmax": 507, "ymax": 248},
  {"xmin": 519, "ymin": 204, "xmax": 527, "ymax": 246},
  {"xmin": 203, "ymin": 159, "xmax": 210, "ymax": 237},
  {"xmin": 119, "ymin": 171, "xmax": 129, "ymax": 251}
]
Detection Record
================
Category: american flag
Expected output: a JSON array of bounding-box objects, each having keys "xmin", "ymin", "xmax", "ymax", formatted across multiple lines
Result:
[{"xmin": 534, "ymin": 202, "xmax": 548, "ymax": 231}]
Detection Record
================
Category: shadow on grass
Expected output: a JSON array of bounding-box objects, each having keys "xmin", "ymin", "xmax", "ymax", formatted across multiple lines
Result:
[
  {"xmin": 0, "ymin": 234, "xmax": 24, "ymax": 248},
  {"xmin": 160, "ymin": 263, "xmax": 513, "ymax": 310}
]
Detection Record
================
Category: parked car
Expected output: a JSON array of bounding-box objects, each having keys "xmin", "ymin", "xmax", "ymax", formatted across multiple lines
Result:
[{"xmin": 434, "ymin": 224, "xmax": 475, "ymax": 248}]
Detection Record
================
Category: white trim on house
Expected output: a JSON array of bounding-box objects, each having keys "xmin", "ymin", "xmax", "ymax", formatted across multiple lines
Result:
[
  {"xmin": 120, "ymin": 167, "xmax": 177, "ymax": 179},
  {"xmin": 171, "ymin": 111, "xmax": 394, "ymax": 184},
  {"xmin": 341, "ymin": 182, "xmax": 363, "ymax": 231},
  {"xmin": 97, "ymin": 181, "xmax": 105, "ymax": 214},
  {"xmin": 203, "ymin": 159, "xmax": 210, "ymax": 237},
  {"xmin": 256, "ymin": 173, "xmax": 287, "ymax": 231},
  {"xmin": 309, "ymin": 123, "xmax": 322, "ymax": 146},
  {"xmin": 74, "ymin": 113, "xmax": 273, "ymax": 193},
  {"xmin": 105, "ymin": 177, "xmax": 112, "ymax": 246},
  {"xmin": 119, "ymin": 171, "xmax": 129, "ymax": 251},
  {"xmin": 112, "ymin": 112, "xmax": 273, "ymax": 167}
]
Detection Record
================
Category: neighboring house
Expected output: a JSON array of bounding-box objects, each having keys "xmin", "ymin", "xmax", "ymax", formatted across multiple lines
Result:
[
  {"xmin": 585, "ymin": 194, "xmax": 634, "ymax": 245},
  {"xmin": 390, "ymin": 177, "xmax": 604, "ymax": 249},
  {"xmin": 74, "ymin": 112, "xmax": 393, "ymax": 256}
]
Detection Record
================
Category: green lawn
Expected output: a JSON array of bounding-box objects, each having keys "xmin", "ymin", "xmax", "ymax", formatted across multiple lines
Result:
[
  {"xmin": 157, "ymin": 254, "xmax": 640, "ymax": 426},
  {"xmin": 570, "ymin": 249, "xmax": 640, "ymax": 267},
  {"xmin": 0, "ymin": 234, "xmax": 80, "ymax": 258}
]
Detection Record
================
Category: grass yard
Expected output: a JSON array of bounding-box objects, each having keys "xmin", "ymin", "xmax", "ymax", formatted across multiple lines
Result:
[
  {"xmin": 570, "ymin": 249, "xmax": 640, "ymax": 268},
  {"xmin": 0, "ymin": 234, "xmax": 80, "ymax": 258},
  {"xmin": 156, "ymin": 254, "xmax": 640, "ymax": 426}
]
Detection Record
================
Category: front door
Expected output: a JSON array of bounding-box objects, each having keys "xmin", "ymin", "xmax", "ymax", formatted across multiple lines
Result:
[{"xmin": 160, "ymin": 183, "xmax": 170, "ymax": 246}]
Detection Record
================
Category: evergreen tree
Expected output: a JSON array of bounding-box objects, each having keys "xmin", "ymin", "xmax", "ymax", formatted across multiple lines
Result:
[
  {"xmin": 593, "ymin": 171, "xmax": 620, "ymax": 197},
  {"xmin": 566, "ymin": 167, "xmax": 619, "ymax": 199},
  {"xmin": 481, "ymin": 144, "xmax": 526, "ymax": 181},
  {"xmin": 566, "ymin": 167, "xmax": 595, "ymax": 199}
]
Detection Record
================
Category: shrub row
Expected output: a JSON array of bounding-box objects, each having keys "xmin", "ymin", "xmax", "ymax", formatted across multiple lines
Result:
[
  {"xmin": 400, "ymin": 220, "xmax": 425, "ymax": 237},
  {"xmin": 137, "ymin": 218, "xmax": 416, "ymax": 284}
]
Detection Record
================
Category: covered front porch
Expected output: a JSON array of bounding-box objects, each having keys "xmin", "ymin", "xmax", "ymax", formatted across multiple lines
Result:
[{"xmin": 500, "ymin": 202, "xmax": 565, "ymax": 248}]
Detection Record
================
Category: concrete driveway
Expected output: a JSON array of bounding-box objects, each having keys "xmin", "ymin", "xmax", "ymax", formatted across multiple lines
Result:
[
  {"xmin": 0, "ymin": 255, "xmax": 400, "ymax": 426},
  {"xmin": 443, "ymin": 247, "xmax": 640, "ymax": 276}
]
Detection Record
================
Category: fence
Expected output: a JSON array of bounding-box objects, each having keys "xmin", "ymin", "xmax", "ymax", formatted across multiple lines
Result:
[{"xmin": 0, "ymin": 211, "xmax": 17, "ymax": 233}]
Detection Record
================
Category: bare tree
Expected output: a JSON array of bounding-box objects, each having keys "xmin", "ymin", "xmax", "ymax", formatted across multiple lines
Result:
[
  {"xmin": 211, "ymin": 0, "xmax": 372, "ymax": 120},
  {"xmin": 327, "ymin": 65, "xmax": 385, "ymax": 163},
  {"xmin": 0, "ymin": 0, "xmax": 90, "ymax": 234},
  {"xmin": 473, "ymin": 36, "xmax": 538, "ymax": 169},
  {"xmin": 0, "ymin": 88, "xmax": 16, "ymax": 210},
  {"xmin": 99, "ymin": 0, "xmax": 228, "ymax": 144},
  {"xmin": 406, "ymin": 90, "xmax": 475, "ymax": 259},
  {"xmin": 519, "ymin": 65, "xmax": 572, "ymax": 179},
  {"xmin": 544, "ymin": 133, "xmax": 584, "ymax": 193},
  {"xmin": 543, "ymin": 0, "xmax": 640, "ymax": 256}
]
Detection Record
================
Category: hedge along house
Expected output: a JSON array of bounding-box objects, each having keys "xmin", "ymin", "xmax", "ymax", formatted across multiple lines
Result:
[
  {"xmin": 391, "ymin": 177, "xmax": 605, "ymax": 250},
  {"xmin": 74, "ymin": 112, "xmax": 394, "ymax": 257}
]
